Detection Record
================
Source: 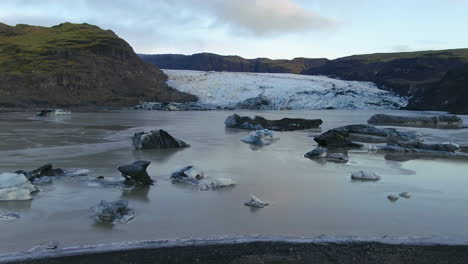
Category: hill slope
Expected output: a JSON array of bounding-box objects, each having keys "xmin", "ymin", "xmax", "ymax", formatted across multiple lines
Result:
[
  {"xmin": 0, "ymin": 22, "xmax": 196, "ymax": 107},
  {"xmin": 305, "ymin": 49, "xmax": 468, "ymax": 113},
  {"xmin": 140, "ymin": 53, "xmax": 329, "ymax": 74}
]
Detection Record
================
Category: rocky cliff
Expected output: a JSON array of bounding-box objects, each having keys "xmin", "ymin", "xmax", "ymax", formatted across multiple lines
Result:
[
  {"xmin": 140, "ymin": 53, "xmax": 329, "ymax": 74},
  {"xmin": 0, "ymin": 22, "xmax": 196, "ymax": 107},
  {"xmin": 305, "ymin": 49, "xmax": 468, "ymax": 113}
]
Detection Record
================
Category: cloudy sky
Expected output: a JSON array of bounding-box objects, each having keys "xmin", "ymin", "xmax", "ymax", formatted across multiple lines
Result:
[{"xmin": 1, "ymin": 0, "xmax": 467, "ymax": 59}]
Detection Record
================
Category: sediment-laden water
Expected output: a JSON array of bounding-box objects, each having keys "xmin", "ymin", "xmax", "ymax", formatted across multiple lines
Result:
[{"xmin": 1, "ymin": 110, "xmax": 468, "ymax": 253}]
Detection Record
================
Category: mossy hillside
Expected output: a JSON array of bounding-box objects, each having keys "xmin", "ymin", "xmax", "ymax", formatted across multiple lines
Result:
[
  {"xmin": 140, "ymin": 53, "xmax": 329, "ymax": 74},
  {"xmin": 337, "ymin": 49, "xmax": 468, "ymax": 64},
  {"xmin": 0, "ymin": 22, "xmax": 130, "ymax": 74},
  {"xmin": 0, "ymin": 22, "xmax": 196, "ymax": 106}
]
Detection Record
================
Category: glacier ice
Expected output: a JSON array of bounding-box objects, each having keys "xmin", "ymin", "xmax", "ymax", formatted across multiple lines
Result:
[{"xmin": 162, "ymin": 70, "xmax": 408, "ymax": 110}]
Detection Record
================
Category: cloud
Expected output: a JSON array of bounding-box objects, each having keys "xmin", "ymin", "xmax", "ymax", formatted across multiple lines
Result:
[
  {"xmin": 0, "ymin": 0, "xmax": 337, "ymax": 35},
  {"xmin": 0, "ymin": 0, "xmax": 338, "ymax": 56},
  {"xmin": 187, "ymin": 0, "xmax": 338, "ymax": 36}
]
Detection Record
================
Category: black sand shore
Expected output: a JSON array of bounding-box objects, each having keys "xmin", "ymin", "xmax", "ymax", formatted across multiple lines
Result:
[{"xmin": 1, "ymin": 237, "xmax": 468, "ymax": 264}]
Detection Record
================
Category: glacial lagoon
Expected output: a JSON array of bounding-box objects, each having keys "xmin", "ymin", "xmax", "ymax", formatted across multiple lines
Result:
[{"xmin": 1, "ymin": 110, "xmax": 468, "ymax": 253}]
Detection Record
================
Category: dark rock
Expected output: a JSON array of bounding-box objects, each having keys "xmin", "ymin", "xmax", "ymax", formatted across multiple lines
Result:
[
  {"xmin": 387, "ymin": 194, "xmax": 399, "ymax": 202},
  {"xmin": 314, "ymin": 124, "xmax": 419, "ymax": 149},
  {"xmin": 92, "ymin": 200, "xmax": 134, "ymax": 224},
  {"xmin": 314, "ymin": 130, "xmax": 363, "ymax": 149},
  {"xmin": 36, "ymin": 110, "xmax": 55, "ymax": 117},
  {"xmin": 368, "ymin": 114, "xmax": 463, "ymax": 128},
  {"xmin": 225, "ymin": 114, "xmax": 322, "ymax": 131},
  {"xmin": 400, "ymin": 192, "xmax": 411, "ymax": 199},
  {"xmin": 386, "ymin": 139, "xmax": 460, "ymax": 152},
  {"xmin": 132, "ymin": 129, "xmax": 189, "ymax": 150},
  {"xmin": 117, "ymin": 161, "xmax": 153, "ymax": 185},
  {"xmin": 15, "ymin": 164, "xmax": 64, "ymax": 181},
  {"xmin": 305, "ymin": 147, "xmax": 349, "ymax": 163},
  {"xmin": 334, "ymin": 124, "xmax": 418, "ymax": 141},
  {"xmin": 377, "ymin": 138, "xmax": 467, "ymax": 160}
]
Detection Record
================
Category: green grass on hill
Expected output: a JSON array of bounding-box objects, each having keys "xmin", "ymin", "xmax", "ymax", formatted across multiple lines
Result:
[
  {"xmin": 0, "ymin": 22, "xmax": 126, "ymax": 74},
  {"xmin": 338, "ymin": 49, "xmax": 468, "ymax": 63}
]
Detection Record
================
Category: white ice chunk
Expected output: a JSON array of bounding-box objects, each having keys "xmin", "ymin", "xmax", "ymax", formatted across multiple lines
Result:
[
  {"xmin": 351, "ymin": 171, "xmax": 381, "ymax": 181},
  {"xmin": 244, "ymin": 195, "xmax": 269, "ymax": 208}
]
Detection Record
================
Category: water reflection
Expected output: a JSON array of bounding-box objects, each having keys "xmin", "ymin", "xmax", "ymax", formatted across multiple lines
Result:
[
  {"xmin": 131, "ymin": 148, "xmax": 185, "ymax": 163},
  {"xmin": 0, "ymin": 200, "xmax": 33, "ymax": 211},
  {"xmin": 92, "ymin": 221, "xmax": 116, "ymax": 230},
  {"xmin": 121, "ymin": 186, "xmax": 150, "ymax": 202}
]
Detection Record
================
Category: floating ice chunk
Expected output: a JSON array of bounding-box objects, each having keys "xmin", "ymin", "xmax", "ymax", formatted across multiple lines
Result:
[
  {"xmin": 64, "ymin": 168, "xmax": 91, "ymax": 177},
  {"xmin": 184, "ymin": 166, "xmax": 205, "ymax": 180},
  {"xmin": 304, "ymin": 147, "xmax": 328, "ymax": 159},
  {"xmin": 27, "ymin": 241, "xmax": 59, "ymax": 252},
  {"xmin": 171, "ymin": 166, "xmax": 205, "ymax": 185},
  {"xmin": 212, "ymin": 178, "xmax": 235, "ymax": 188},
  {"xmin": 399, "ymin": 192, "xmax": 411, "ymax": 199},
  {"xmin": 200, "ymin": 178, "xmax": 236, "ymax": 190},
  {"xmin": 0, "ymin": 173, "xmax": 31, "ymax": 189},
  {"xmin": 0, "ymin": 173, "xmax": 38, "ymax": 201},
  {"xmin": 252, "ymin": 129, "xmax": 274, "ymax": 138},
  {"xmin": 92, "ymin": 200, "xmax": 135, "ymax": 224},
  {"xmin": 0, "ymin": 212, "xmax": 20, "ymax": 221},
  {"xmin": 387, "ymin": 195, "xmax": 399, "ymax": 201},
  {"xmin": 36, "ymin": 109, "xmax": 71, "ymax": 117},
  {"xmin": 0, "ymin": 187, "xmax": 34, "ymax": 201},
  {"xmin": 244, "ymin": 195, "xmax": 269, "ymax": 208},
  {"xmin": 327, "ymin": 152, "xmax": 349, "ymax": 163},
  {"xmin": 351, "ymin": 171, "xmax": 381, "ymax": 181},
  {"xmin": 241, "ymin": 129, "xmax": 275, "ymax": 146}
]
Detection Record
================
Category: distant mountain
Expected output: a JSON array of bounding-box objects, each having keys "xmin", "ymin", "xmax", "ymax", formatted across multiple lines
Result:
[
  {"xmin": 141, "ymin": 49, "xmax": 468, "ymax": 113},
  {"xmin": 305, "ymin": 49, "xmax": 468, "ymax": 113},
  {"xmin": 0, "ymin": 22, "xmax": 196, "ymax": 107},
  {"xmin": 139, "ymin": 53, "xmax": 329, "ymax": 74}
]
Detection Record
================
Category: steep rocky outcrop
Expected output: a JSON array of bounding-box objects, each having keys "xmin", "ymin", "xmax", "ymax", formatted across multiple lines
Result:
[
  {"xmin": 139, "ymin": 53, "xmax": 329, "ymax": 74},
  {"xmin": 0, "ymin": 22, "xmax": 196, "ymax": 107},
  {"xmin": 305, "ymin": 49, "xmax": 468, "ymax": 113}
]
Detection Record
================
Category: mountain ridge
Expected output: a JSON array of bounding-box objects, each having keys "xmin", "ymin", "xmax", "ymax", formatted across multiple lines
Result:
[
  {"xmin": 139, "ymin": 53, "xmax": 329, "ymax": 74},
  {"xmin": 141, "ymin": 49, "xmax": 468, "ymax": 113}
]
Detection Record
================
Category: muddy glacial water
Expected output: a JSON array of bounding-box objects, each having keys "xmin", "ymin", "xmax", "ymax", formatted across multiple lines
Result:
[{"xmin": 1, "ymin": 110, "xmax": 468, "ymax": 253}]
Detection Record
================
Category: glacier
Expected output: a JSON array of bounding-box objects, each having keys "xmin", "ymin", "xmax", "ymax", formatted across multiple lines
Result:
[{"xmin": 161, "ymin": 70, "xmax": 408, "ymax": 110}]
